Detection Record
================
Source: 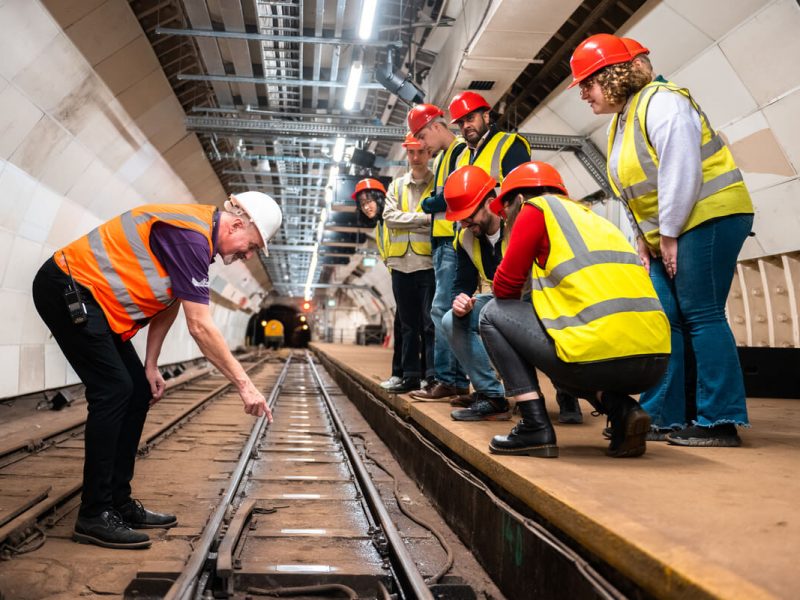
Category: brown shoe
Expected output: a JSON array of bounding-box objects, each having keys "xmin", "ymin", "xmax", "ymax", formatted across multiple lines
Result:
[
  {"xmin": 409, "ymin": 382, "xmax": 468, "ymax": 402},
  {"xmin": 450, "ymin": 392, "xmax": 475, "ymax": 408}
]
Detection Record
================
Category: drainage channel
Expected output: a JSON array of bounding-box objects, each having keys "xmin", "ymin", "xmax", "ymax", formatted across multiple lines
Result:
[{"xmin": 149, "ymin": 351, "xmax": 474, "ymax": 600}]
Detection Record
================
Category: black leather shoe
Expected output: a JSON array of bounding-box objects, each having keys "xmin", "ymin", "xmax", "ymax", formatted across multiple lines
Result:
[
  {"xmin": 489, "ymin": 399, "xmax": 558, "ymax": 457},
  {"xmin": 384, "ymin": 377, "xmax": 421, "ymax": 394},
  {"xmin": 556, "ymin": 391, "xmax": 583, "ymax": 424},
  {"xmin": 73, "ymin": 510, "xmax": 151, "ymax": 549},
  {"xmin": 117, "ymin": 499, "xmax": 178, "ymax": 529}
]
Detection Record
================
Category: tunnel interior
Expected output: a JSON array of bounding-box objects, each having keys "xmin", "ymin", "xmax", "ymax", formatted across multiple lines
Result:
[{"xmin": 246, "ymin": 304, "xmax": 312, "ymax": 348}]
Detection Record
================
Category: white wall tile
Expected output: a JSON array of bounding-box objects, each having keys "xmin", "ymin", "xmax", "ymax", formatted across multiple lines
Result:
[
  {"xmin": 518, "ymin": 106, "xmax": 578, "ymax": 136},
  {"xmin": 748, "ymin": 178, "xmax": 800, "ymax": 257},
  {"xmin": 18, "ymin": 344, "xmax": 45, "ymax": 393},
  {"xmin": 22, "ymin": 293, "xmax": 50, "ymax": 346},
  {"xmin": 0, "ymin": 162, "xmax": 38, "ymax": 233},
  {"xmin": 762, "ymin": 88, "xmax": 800, "ymax": 173},
  {"xmin": 720, "ymin": 0, "xmax": 800, "ymax": 105},
  {"xmin": 44, "ymin": 343, "xmax": 68, "ymax": 389},
  {"xmin": 0, "ymin": 345, "xmax": 21, "ymax": 398},
  {"xmin": 0, "ymin": 229, "xmax": 14, "ymax": 285},
  {"xmin": 66, "ymin": 158, "xmax": 115, "ymax": 210},
  {"xmin": 18, "ymin": 183, "xmax": 62, "ymax": 243},
  {"xmin": 8, "ymin": 114, "xmax": 72, "ymax": 180},
  {"xmin": 2, "ymin": 236, "xmax": 43, "ymax": 292},
  {"xmin": 0, "ymin": 0, "xmax": 61, "ymax": 81},
  {"xmin": 0, "ymin": 84, "xmax": 44, "ymax": 160},
  {"xmin": 46, "ymin": 198, "xmax": 92, "ymax": 248},
  {"xmin": 0, "ymin": 291, "xmax": 28, "ymax": 345},
  {"xmin": 39, "ymin": 137, "xmax": 93, "ymax": 195},
  {"xmin": 662, "ymin": 0, "xmax": 769, "ymax": 40},
  {"xmin": 65, "ymin": 362, "xmax": 80, "ymax": 386},
  {"xmin": 671, "ymin": 45, "xmax": 758, "ymax": 128},
  {"xmin": 546, "ymin": 86, "xmax": 610, "ymax": 137}
]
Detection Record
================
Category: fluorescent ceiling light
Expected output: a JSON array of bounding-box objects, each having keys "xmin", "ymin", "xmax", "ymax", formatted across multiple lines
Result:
[
  {"xmin": 343, "ymin": 62, "xmax": 363, "ymax": 110},
  {"xmin": 332, "ymin": 137, "xmax": 346, "ymax": 163},
  {"xmin": 359, "ymin": 0, "xmax": 377, "ymax": 40}
]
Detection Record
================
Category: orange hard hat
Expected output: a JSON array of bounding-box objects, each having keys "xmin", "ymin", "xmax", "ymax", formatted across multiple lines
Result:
[
  {"xmin": 621, "ymin": 37, "xmax": 649, "ymax": 58},
  {"xmin": 568, "ymin": 33, "xmax": 632, "ymax": 88},
  {"xmin": 444, "ymin": 165, "xmax": 497, "ymax": 221},
  {"xmin": 449, "ymin": 91, "xmax": 491, "ymax": 123},
  {"xmin": 407, "ymin": 104, "xmax": 444, "ymax": 135},
  {"xmin": 401, "ymin": 132, "xmax": 424, "ymax": 149},
  {"xmin": 490, "ymin": 162, "xmax": 567, "ymax": 216},
  {"xmin": 352, "ymin": 178, "xmax": 386, "ymax": 200}
]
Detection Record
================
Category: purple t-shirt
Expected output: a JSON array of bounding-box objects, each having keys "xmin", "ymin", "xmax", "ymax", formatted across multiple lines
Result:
[{"xmin": 149, "ymin": 213, "xmax": 219, "ymax": 304}]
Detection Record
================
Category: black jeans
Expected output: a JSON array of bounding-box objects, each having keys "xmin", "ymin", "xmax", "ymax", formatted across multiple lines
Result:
[
  {"xmin": 32, "ymin": 258, "xmax": 151, "ymax": 517},
  {"xmin": 391, "ymin": 268, "xmax": 435, "ymax": 380},
  {"xmin": 479, "ymin": 298, "xmax": 668, "ymax": 399}
]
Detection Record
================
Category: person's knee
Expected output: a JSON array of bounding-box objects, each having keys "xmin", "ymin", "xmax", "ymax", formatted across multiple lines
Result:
[{"xmin": 441, "ymin": 310, "xmax": 455, "ymax": 340}]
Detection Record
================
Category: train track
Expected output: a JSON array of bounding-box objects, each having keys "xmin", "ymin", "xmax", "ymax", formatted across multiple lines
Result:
[{"xmin": 0, "ymin": 352, "xmax": 478, "ymax": 599}]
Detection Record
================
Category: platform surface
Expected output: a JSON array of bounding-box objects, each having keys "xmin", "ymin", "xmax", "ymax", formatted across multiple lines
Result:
[{"xmin": 312, "ymin": 342, "xmax": 800, "ymax": 600}]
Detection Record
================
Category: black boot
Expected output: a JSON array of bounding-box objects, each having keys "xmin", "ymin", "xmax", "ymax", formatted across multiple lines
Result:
[
  {"xmin": 73, "ymin": 510, "xmax": 151, "ymax": 549},
  {"xmin": 556, "ymin": 390, "xmax": 583, "ymax": 424},
  {"xmin": 489, "ymin": 399, "xmax": 558, "ymax": 458},
  {"xmin": 117, "ymin": 499, "xmax": 178, "ymax": 529},
  {"xmin": 601, "ymin": 393, "xmax": 651, "ymax": 458}
]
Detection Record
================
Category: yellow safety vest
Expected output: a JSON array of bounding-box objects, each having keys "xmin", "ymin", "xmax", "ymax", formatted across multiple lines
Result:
[
  {"xmin": 457, "ymin": 130, "xmax": 531, "ymax": 184},
  {"xmin": 374, "ymin": 220, "xmax": 389, "ymax": 263},
  {"xmin": 430, "ymin": 136, "xmax": 465, "ymax": 238},
  {"xmin": 454, "ymin": 226, "xmax": 507, "ymax": 287},
  {"xmin": 527, "ymin": 195, "xmax": 670, "ymax": 363},
  {"xmin": 607, "ymin": 80, "xmax": 753, "ymax": 251},
  {"xmin": 386, "ymin": 176, "xmax": 434, "ymax": 258}
]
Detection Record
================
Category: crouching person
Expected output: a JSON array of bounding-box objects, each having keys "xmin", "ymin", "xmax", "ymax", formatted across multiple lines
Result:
[{"xmin": 479, "ymin": 162, "xmax": 670, "ymax": 458}]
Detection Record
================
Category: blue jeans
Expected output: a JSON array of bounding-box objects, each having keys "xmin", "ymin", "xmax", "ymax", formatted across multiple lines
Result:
[
  {"xmin": 431, "ymin": 239, "xmax": 468, "ymax": 388},
  {"xmin": 442, "ymin": 294, "xmax": 504, "ymax": 397},
  {"xmin": 640, "ymin": 214, "xmax": 753, "ymax": 428}
]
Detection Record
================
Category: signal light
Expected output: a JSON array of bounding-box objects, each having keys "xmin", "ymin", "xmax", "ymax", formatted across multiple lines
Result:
[
  {"xmin": 302, "ymin": 301, "xmax": 311, "ymax": 311},
  {"xmin": 299, "ymin": 315, "xmax": 307, "ymax": 322}
]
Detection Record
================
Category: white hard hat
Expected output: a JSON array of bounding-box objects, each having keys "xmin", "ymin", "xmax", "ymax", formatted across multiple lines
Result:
[{"xmin": 226, "ymin": 192, "xmax": 282, "ymax": 255}]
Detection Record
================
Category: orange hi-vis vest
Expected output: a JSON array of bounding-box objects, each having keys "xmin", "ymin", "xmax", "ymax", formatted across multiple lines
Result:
[{"xmin": 54, "ymin": 204, "xmax": 217, "ymax": 341}]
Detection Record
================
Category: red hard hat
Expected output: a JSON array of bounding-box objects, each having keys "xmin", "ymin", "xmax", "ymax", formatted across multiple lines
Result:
[
  {"xmin": 490, "ymin": 162, "xmax": 567, "ymax": 216},
  {"xmin": 448, "ymin": 91, "xmax": 491, "ymax": 123},
  {"xmin": 407, "ymin": 104, "xmax": 444, "ymax": 135},
  {"xmin": 568, "ymin": 33, "xmax": 632, "ymax": 88},
  {"xmin": 444, "ymin": 165, "xmax": 497, "ymax": 221},
  {"xmin": 401, "ymin": 132, "xmax": 424, "ymax": 149},
  {"xmin": 352, "ymin": 178, "xmax": 386, "ymax": 200},
  {"xmin": 621, "ymin": 37, "xmax": 650, "ymax": 58}
]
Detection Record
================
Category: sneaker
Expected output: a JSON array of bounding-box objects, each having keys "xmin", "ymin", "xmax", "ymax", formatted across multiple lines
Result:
[
  {"xmin": 451, "ymin": 395, "xmax": 511, "ymax": 421},
  {"xmin": 409, "ymin": 381, "xmax": 469, "ymax": 402},
  {"xmin": 384, "ymin": 377, "xmax": 421, "ymax": 394},
  {"xmin": 117, "ymin": 499, "xmax": 178, "ymax": 529},
  {"xmin": 73, "ymin": 510, "xmax": 151, "ymax": 549},
  {"xmin": 380, "ymin": 375, "xmax": 403, "ymax": 389},
  {"xmin": 603, "ymin": 427, "xmax": 673, "ymax": 441},
  {"xmin": 667, "ymin": 424, "xmax": 741, "ymax": 447},
  {"xmin": 556, "ymin": 391, "xmax": 583, "ymax": 424}
]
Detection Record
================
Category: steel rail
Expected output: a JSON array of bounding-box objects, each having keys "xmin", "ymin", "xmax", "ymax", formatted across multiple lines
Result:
[
  {"xmin": 163, "ymin": 355, "xmax": 293, "ymax": 600},
  {"xmin": 305, "ymin": 351, "xmax": 434, "ymax": 600}
]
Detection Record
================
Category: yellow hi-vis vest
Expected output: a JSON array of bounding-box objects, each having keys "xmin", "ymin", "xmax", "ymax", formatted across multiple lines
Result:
[
  {"xmin": 527, "ymin": 195, "xmax": 670, "ymax": 363},
  {"xmin": 55, "ymin": 204, "xmax": 217, "ymax": 341},
  {"xmin": 454, "ymin": 227, "xmax": 507, "ymax": 288},
  {"xmin": 430, "ymin": 135, "xmax": 465, "ymax": 238},
  {"xmin": 607, "ymin": 80, "xmax": 753, "ymax": 251},
  {"xmin": 374, "ymin": 220, "xmax": 389, "ymax": 263},
  {"xmin": 457, "ymin": 130, "xmax": 531, "ymax": 184},
  {"xmin": 386, "ymin": 176, "xmax": 434, "ymax": 258}
]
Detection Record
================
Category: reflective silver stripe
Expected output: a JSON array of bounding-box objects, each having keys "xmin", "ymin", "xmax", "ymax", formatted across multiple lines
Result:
[
  {"xmin": 87, "ymin": 228, "xmax": 147, "ymax": 320},
  {"xmin": 698, "ymin": 168, "xmax": 743, "ymax": 200},
  {"xmin": 540, "ymin": 297, "xmax": 665, "ymax": 330},
  {"xmin": 639, "ymin": 217, "xmax": 659, "ymax": 234},
  {"xmin": 133, "ymin": 212, "xmax": 209, "ymax": 229},
  {"xmin": 700, "ymin": 134, "xmax": 724, "ymax": 161},
  {"xmin": 120, "ymin": 212, "xmax": 171, "ymax": 302},
  {"xmin": 530, "ymin": 251, "xmax": 641, "ymax": 291},
  {"xmin": 624, "ymin": 178, "xmax": 657, "ymax": 200},
  {"xmin": 489, "ymin": 133, "xmax": 511, "ymax": 181}
]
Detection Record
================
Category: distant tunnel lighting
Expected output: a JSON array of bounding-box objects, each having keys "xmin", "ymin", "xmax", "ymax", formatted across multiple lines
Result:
[
  {"xmin": 260, "ymin": 320, "xmax": 267, "ymax": 326},
  {"xmin": 359, "ymin": 0, "xmax": 377, "ymax": 40},
  {"xmin": 343, "ymin": 61, "xmax": 363, "ymax": 110},
  {"xmin": 332, "ymin": 137, "xmax": 346, "ymax": 163},
  {"xmin": 302, "ymin": 324, "xmax": 309, "ymax": 331},
  {"xmin": 300, "ymin": 315, "xmax": 307, "ymax": 322}
]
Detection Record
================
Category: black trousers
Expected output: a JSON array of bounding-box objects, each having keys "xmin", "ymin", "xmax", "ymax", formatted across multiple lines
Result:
[
  {"xmin": 32, "ymin": 258, "xmax": 151, "ymax": 517},
  {"xmin": 391, "ymin": 268, "xmax": 435, "ymax": 380}
]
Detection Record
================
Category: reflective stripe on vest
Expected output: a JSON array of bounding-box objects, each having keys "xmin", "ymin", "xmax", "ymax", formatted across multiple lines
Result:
[
  {"xmin": 55, "ymin": 204, "xmax": 216, "ymax": 340},
  {"xmin": 457, "ymin": 131, "xmax": 531, "ymax": 184},
  {"xmin": 431, "ymin": 135, "xmax": 466, "ymax": 238},
  {"xmin": 375, "ymin": 220, "xmax": 388, "ymax": 262},
  {"xmin": 607, "ymin": 81, "xmax": 752, "ymax": 249},
  {"xmin": 455, "ymin": 227, "xmax": 507, "ymax": 285},
  {"xmin": 528, "ymin": 195, "xmax": 670, "ymax": 363},
  {"xmin": 386, "ymin": 176, "xmax": 433, "ymax": 257}
]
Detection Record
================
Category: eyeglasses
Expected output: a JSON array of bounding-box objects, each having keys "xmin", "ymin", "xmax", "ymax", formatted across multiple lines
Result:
[{"xmin": 358, "ymin": 198, "xmax": 377, "ymax": 208}]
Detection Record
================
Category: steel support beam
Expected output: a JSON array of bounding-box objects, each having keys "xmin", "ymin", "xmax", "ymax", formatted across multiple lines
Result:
[
  {"xmin": 187, "ymin": 115, "xmax": 407, "ymax": 139},
  {"xmin": 177, "ymin": 72, "xmax": 384, "ymax": 89},
  {"xmin": 156, "ymin": 26, "xmax": 396, "ymax": 47}
]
